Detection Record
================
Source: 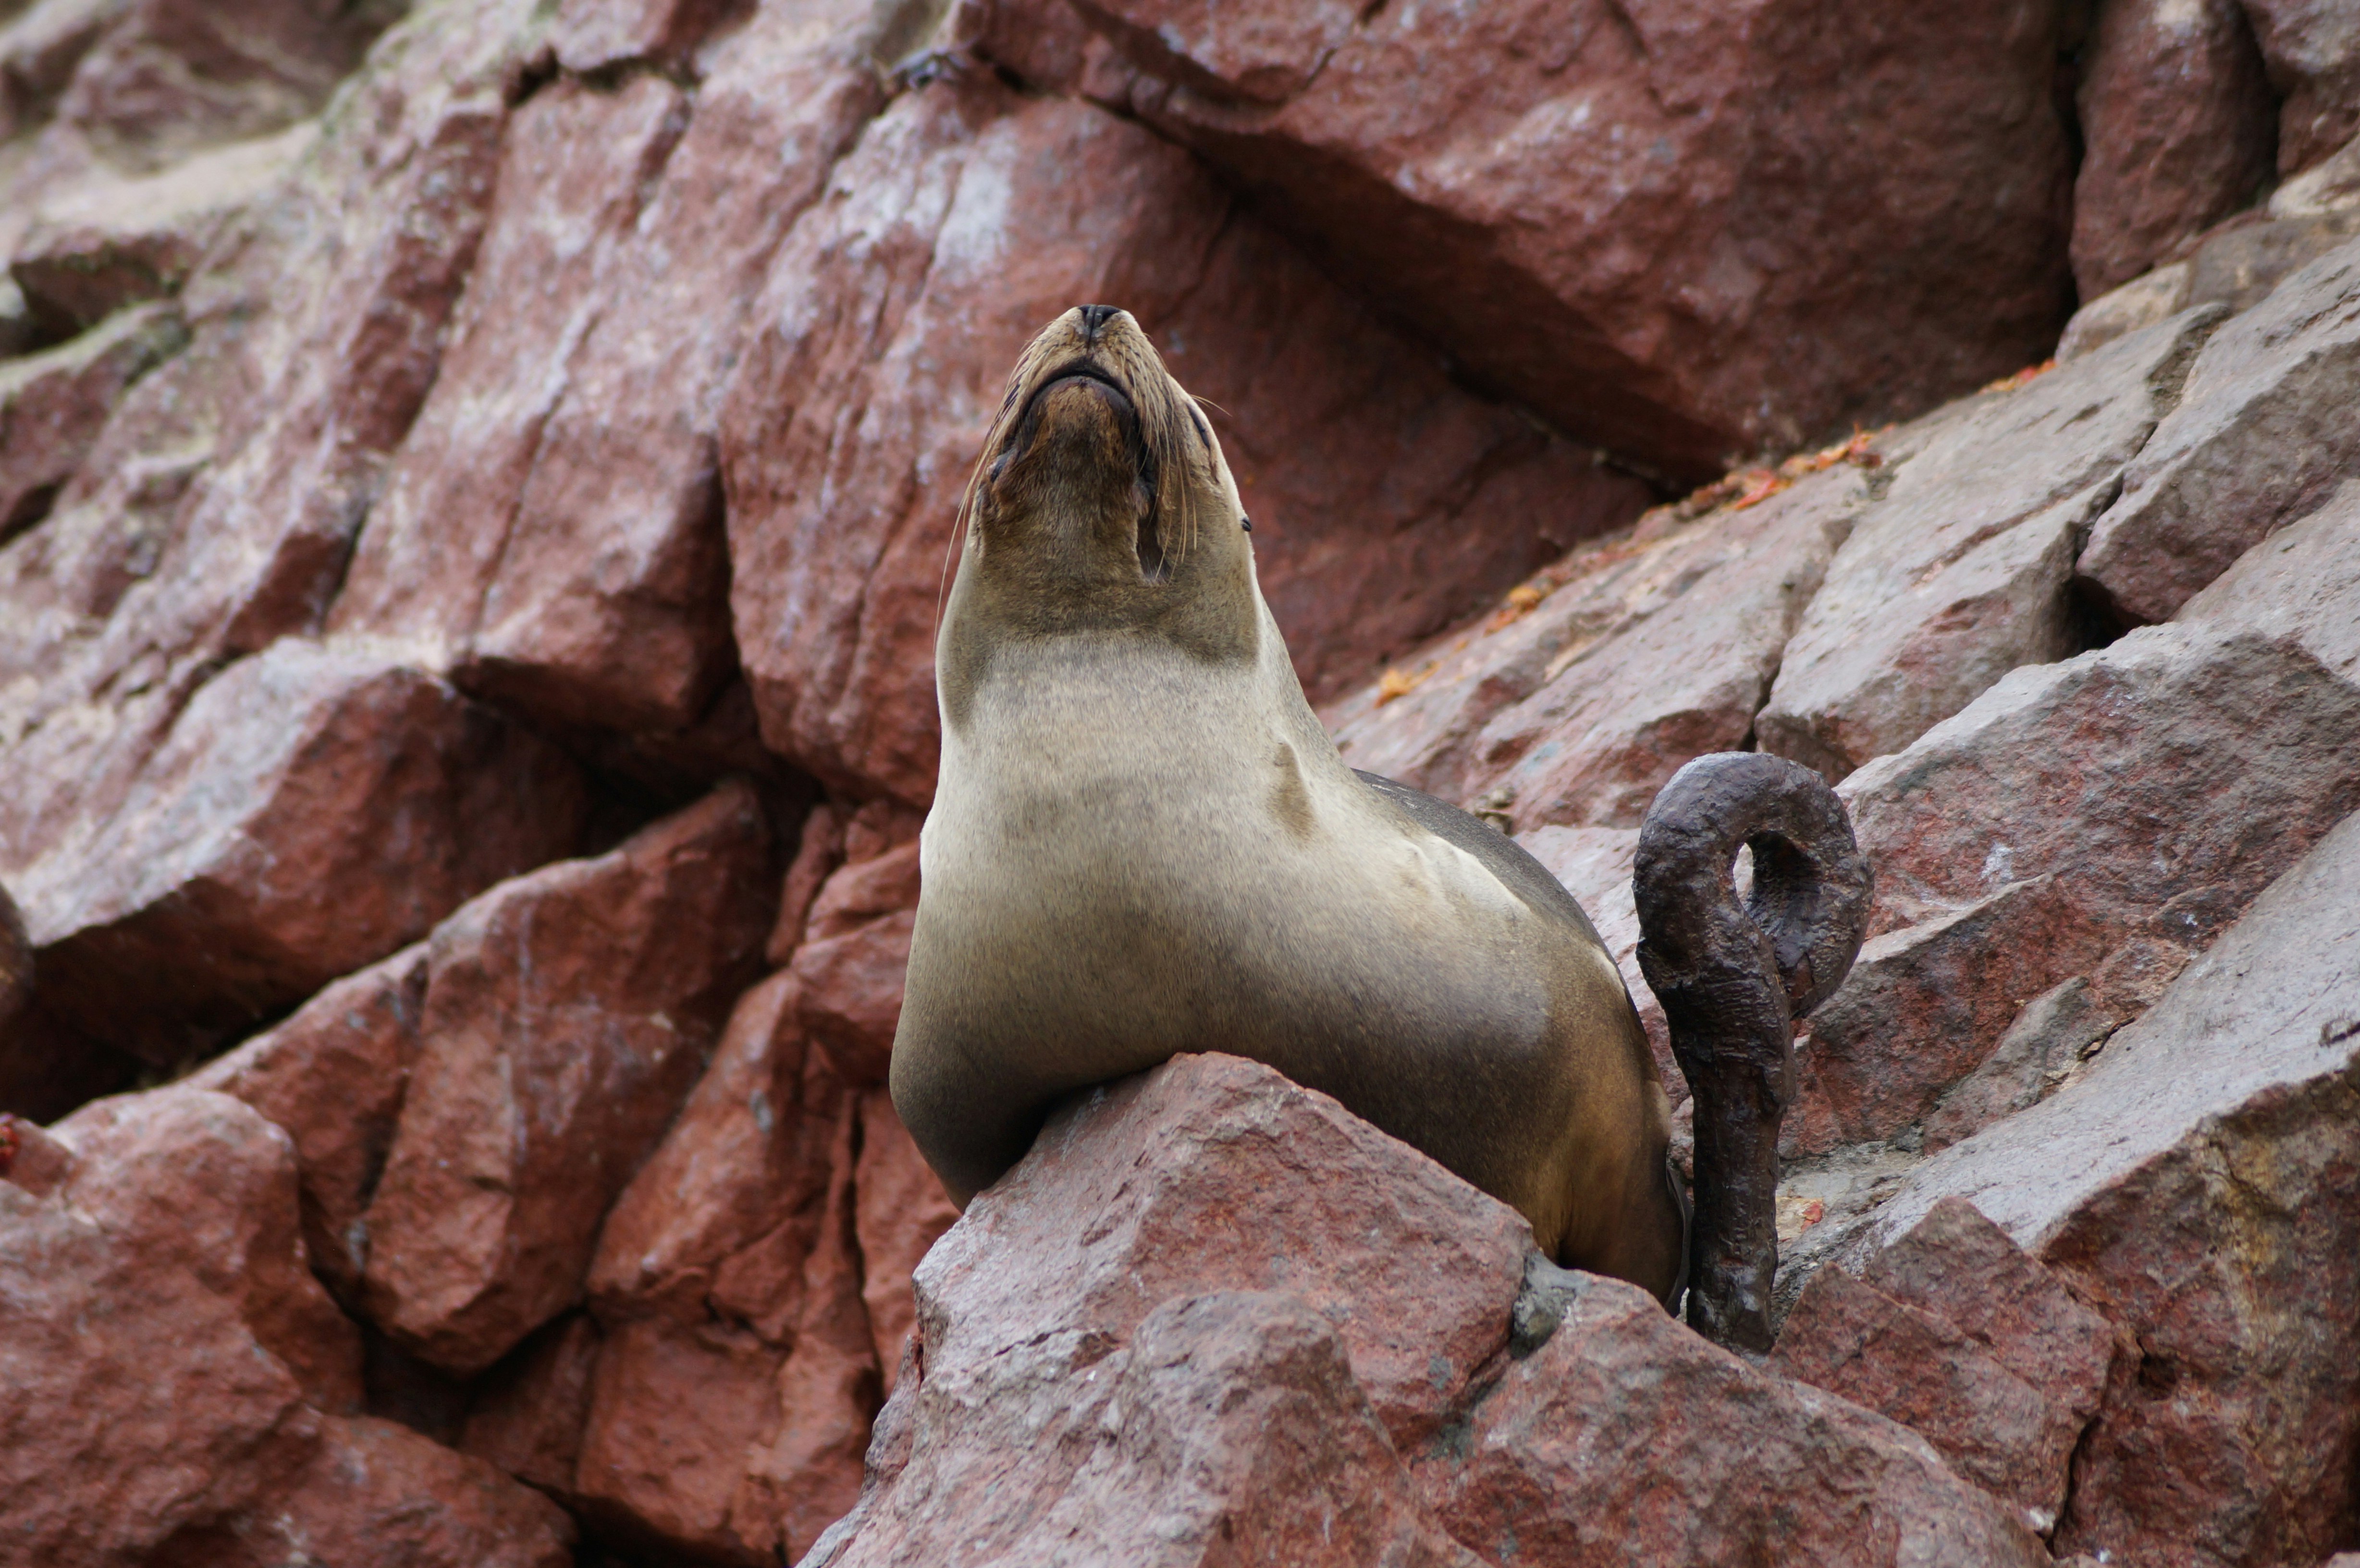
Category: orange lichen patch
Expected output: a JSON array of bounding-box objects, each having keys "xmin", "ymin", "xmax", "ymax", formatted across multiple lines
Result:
[
  {"xmin": 1658, "ymin": 426, "xmax": 1890, "ymax": 527},
  {"xmin": 1728, "ymin": 468, "xmax": 1788, "ymax": 511},
  {"xmin": 1374, "ymin": 663, "xmax": 1437, "ymax": 706},
  {"xmin": 1482, "ymin": 581, "xmax": 1549, "ymax": 632},
  {"xmin": 1980, "ymin": 359, "xmax": 2056, "ymax": 394}
]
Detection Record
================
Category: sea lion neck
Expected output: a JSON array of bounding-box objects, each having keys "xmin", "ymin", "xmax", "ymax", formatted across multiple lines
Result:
[{"xmin": 940, "ymin": 307, "xmax": 1264, "ymax": 729}]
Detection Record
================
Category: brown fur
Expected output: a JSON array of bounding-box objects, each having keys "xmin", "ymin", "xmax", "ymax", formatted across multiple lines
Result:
[{"xmin": 893, "ymin": 306, "xmax": 1685, "ymax": 1304}]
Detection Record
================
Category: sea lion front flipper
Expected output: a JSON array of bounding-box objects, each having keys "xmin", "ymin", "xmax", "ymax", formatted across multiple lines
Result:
[{"xmin": 1633, "ymin": 752, "xmax": 1872, "ymax": 1353}]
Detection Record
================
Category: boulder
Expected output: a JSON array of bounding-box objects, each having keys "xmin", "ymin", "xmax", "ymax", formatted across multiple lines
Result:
[
  {"xmin": 1770, "ymin": 1198, "xmax": 2122, "ymax": 1537},
  {"xmin": 360, "ymin": 780, "xmax": 775, "ymax": 1375},
  {"xmin": 2175, "ymin": 475, "xmax": 2360, "ymax": 680},
  {"xmin": 458, "ymin": 1312, "xmax": 604, "ymax": 1503},
  {"xmin": 852, "ymin": 1086, "xmax": 961, "ymax": 1391},
  {"xmin": 1835, "ymin": 803, "xmax": 2360, "ymax": 1568},
  {"xmin": 5, "ymin": 639, "xmax": 588, "ymax": 1067},
  {"xmin": 332, "ymin": 0, "xmax": 899, "ymax": 741},
  {"xmin": 2069, "ymin": 0, "xmax": 2275, "ymax": 298},
  {"xmin": 2077, "ymin": 236, "xmax": 2360, "ymax": 625},
  {"xmin": 718, "ymin": 71, "xmax": 1648, "ymax": 804},
  {"xmin": 2241, "ymin": 0, "xmax": 2360, "ymax": 173},
  {"xmin": 0, "ymin": 1085, "xmax": 576, "ymax": 1568},
  {"xmin": 788, "ymin": 841, "xmax": 921, "ymax": 1088},
  {"xmin": 183, "ymin": 944, "xmax": 430, "ymax": 1302},
  {"xmin": 1335, "ymin": 459, "xmax": 1868, "ymax": 831},
  {"xmin": 0, "ymin": 301, "xmax": 184, "ymax": 542},
  {"xmin": 1057, "ymin": 0, "xmax": 2075, "ymax": 478},
  {"xmin": 1758, "ymin": 305, "xmax": 2226, "ymax": 780},
  {"xmin": 1788, "ymin": 623, "xmax": 2360, "ymax": 1156},
  {"xmin": 567, "ymin": 969, "xmax": 881, "ymax": 1565}
]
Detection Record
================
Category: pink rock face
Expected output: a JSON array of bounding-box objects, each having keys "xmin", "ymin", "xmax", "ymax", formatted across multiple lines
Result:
[
  {"xmin": 817, "ymin": 1290, "xmax": 1485, "ymax": 1568},
  {"xmin": 361, "ymin": 780, "xmax": 775, "ymax": 1375},
  {"xmin": 6, "ymin": 639, "xmax": 588, "ymax": 1066},
  {"xmin": 853, "ymin": 1086, "xmax": 961, "ymax": 1390},
  {"xmin": 570, "ymin": 970, "xmax": 881, "ymax": 1565},
  {"xmin": 184, "ymin": 944, "xmax": 429, "ymax": 1302},
  {"xmin": 0, "ymin": 303, "xmax": 184, "ymax": 542},
  {"xmin": 1757, "ymin": 305, "xmax": 2227, "ymax": 781},
  {"xmin": 459, "ymin": 1313, "xmax": 604, "ymax": 1502},
  {"xmin": 2241, "ymin": 0, "xmax": 2360, "ymax": 172},
  {"xmin": 2078, "ymin": 236, "xmax": 2360, "ymax": 625},
  {"xmin": 1415, "ymin": 1272, "xmax": 2048, "ymax": 1567},
  {"xmin": 1067, "ymin": 0, "xmax": 2075, "ymax": 479},
  {"xmin": 1770, "ymin": 1198, "xmax": 2121, "ymax": 1536},
  {"xmin": 1844, "ymin": 806, "xmax": 2360, "ymax": 1568},
  {"xmin": 788, "ymin": 844, "xmax": 920, "ymax": 1089},
  {"xmin": 2175, "ymin": 475, "xmax": 2360, "ymax": 681},
  {"xmin": 719, "ymin": 72, "xmax": 1647, "ymax": 803},
  {"xmin": 2071, "ymin": 0, "xmax": 2276, "ymax": 298},
  {"xmin": 1788, "ymin": 623, "xmax": 2360, "ymax": 1155}
]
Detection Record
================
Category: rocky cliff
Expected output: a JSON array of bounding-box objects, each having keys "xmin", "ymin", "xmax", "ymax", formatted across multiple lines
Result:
[{"xmin": 1, "ymin": 0, "xmax": 2357, "ymax": 1564}]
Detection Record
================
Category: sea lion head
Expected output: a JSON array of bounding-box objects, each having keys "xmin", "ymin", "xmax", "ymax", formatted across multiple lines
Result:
[{"xmin": 949, "ymin": 305, "xmax": 1257, "ymax": 651}]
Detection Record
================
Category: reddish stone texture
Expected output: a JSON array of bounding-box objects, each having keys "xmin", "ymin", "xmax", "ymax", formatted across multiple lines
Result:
[
  {"xmin": 0, "ymin": 302, "xmax": 184, "ymax": 543},
  {"xmin": 1330, "ymin": 458, "xmax": 1875, "ymax": 832},
  {"xmin": 1849, "ymin": 808, "xmax": 2360, "ymax": 1568},
  {"xmin": 789, "ymin": 843, "xmax": 921, "ymax": 1089},
  {"xmin": 2072, "ymin": 0, "xmax": 2276, "ymax": 298},
  {"xmin": 184, "ymin": 944, "xmax": 429, "ymax": 1302},
  {"xmin": 2079, "ymin": 236, "xmax": 2360, "ymax": 625},
  {"xmin": 2176, "ymin": 475, "xmax": 2360, "ymax": 680},
  {"xmin": 814, "ymin": 1291, "xmax": 1484, "ymax": 1568},
  {"xmin": 361, "ymin": 781, "xmax": 775, "ymax": 1375},
  {"xmin": 1789, "ymin": 623, "xmax": 2360, "ymax": 1154},
  {"xmin": 6, "ymin": 640, "xmax": 588, "ymax": 1067},
  {"xmin": 1067, "ymin": 0, "xmax": 2076, "ymax": 479},
  {"xmin": 1757, "ymin": 305, "xmax": 2226, "ymax": 781},
  {"xmin": 1417, "ymin": 1272, "xmax": 2048, "ymax": 1567},
  {"xmin": 459, "ymin": 1314, "xmax": 605, "ymax": 1503},
  {"xmin": 1771, "ymin": 1198, "xmax": 2121, "ymax": 1536},
  {"xmin": 569, "ymin": 971, "xmax": 882, "ymax": 1565},
  {"xmin": 853, "ymin": 1086, "xmax": 961, "ymax": 1389},
  {"xmin": 2242, "ymin": 0, "xmax": 2360, "ymax": 172},
  {"xmin": 718, "ymin": 72, "xmax": 1647, "ymax": 804}
]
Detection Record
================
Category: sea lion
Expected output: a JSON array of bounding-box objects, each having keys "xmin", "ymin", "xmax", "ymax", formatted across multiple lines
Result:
[{"xmin": 892, "ymin": 305, "xmax": 1868, "ymax": 1321}]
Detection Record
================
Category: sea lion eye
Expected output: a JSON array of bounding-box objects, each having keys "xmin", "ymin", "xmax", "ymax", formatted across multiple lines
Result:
[{"xmin": 1241, "ymin": 514, "xmax": 1253, "ymax": 533}]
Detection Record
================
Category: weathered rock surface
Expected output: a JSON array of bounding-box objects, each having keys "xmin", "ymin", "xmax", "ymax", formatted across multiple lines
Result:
[
  {"xmin": 853, "ymin": 1085, "xmax": 960, "ymax": 1390},
  {"xmin": 815, "ymin": 1053, "xmax": 2044, "ymax": 1568},
  {"xmin": 2176, "ymin": 475, "xmax": 2360, "ymax": 680},
  {"xmin": 1835, "ymin": 803, "xmax": 2360, "ymax": 1568},
  {"xmin": 2070, "ymin": 0, "xmax": 2276, "ymax": 298},
  {"xmin": 2078, "ymin": 235, "xmax": 2360, "ymax": 625},
  {"xmin": 1788, "ymin": 623, "xmax": 2360, "ymax": 1156},
  {"xmin": 2243, "ymin": 0, "xmax": 2360, "ymax": 172},
  {"xmin": 361, "ymin": 781, "xmax": 775, "ymax": 1376},
  {"xmin": 0, "ymin": 1086, "xmax": 574, "ymax": 1568},
  {"xmin": 5, "ymin": 639, "xmax": 588, "ymax": 1070},
  {"xmin": 184, "ymin": 944, "xmax": 429, "ymax": 1302},
  {"xmin": 1770, "ymin": 1197, "xmax": 2122, "ymax": 1537},
  {"xmin": 1055, "ymin": 0, "xmax": 2077, "ymax": 479},
  {"xmin": 1758, "ymin": 305, "xmax": 2224, "ymax": 779},
  {"xmin": 719, "ymin": 72, "xmax": 1648, "ymax": 804},
  {"xmin": 1335, "ymin": 459, "xmax": 1868, "ymax": 831},
  {"xmin": 0, "ymin": 301, "xmax": 184, "ymax": 541}
]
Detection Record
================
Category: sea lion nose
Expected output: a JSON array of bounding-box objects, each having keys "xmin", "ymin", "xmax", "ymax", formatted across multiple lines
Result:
[{"xmin": 1077, "ymin": 303, "xmax": 1119, "ymax": 340}]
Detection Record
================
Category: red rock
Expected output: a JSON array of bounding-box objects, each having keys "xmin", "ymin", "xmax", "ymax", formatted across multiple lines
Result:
[
  {"xmin": 1844, "ymin": 805, "xmax": 2360, "ymax": 1567},
  {"xmin": 569, "ymin": 972, "xmax": 882, "ymax": 1565},
  {"xmin": 1771, "ymin": 1199, "xmax": 2120, "ymax": 1536},
  {"xmin": 813, "ymin": 1291, "xmax": 1483, "ymax": 1568},
  {"xmin": 1338, "ymin": 460, "xmax": 1863, "ymax": 832},
  {"xmin": 2071, "ymin": 0, "xmax": 2276, "ymax": 298},
  {"xmin": 2176, "ymin": 475, "xmax": 2360, "ymax": 679},
  {"xmin": 2078, "ymin": 236, "xmax": 2360, "ymax": 625},
  {"xmin": 789, "ymin": 904, "xmax": 915, "ymax": 1090},
  {"xmin": 766, "ymin": 800, "xmax": 847, "ymax": 965},
  {"xmin": 718, "ymin": 73, "xmax": 1646, "ymax": 803},
  {"xmin": 1414, "ymin": 1268, "xmax": 2047, "ymax": 1566},
  {"xmin": 1790, "ymin": 624, "xmax": 2360, "ymax": 1155},
  {"xmin": 0, "ymin": 0, "xmax": 113, "ymax": 145},
  {"xmin": 8, "ymin": 640, "xmax": 588, "ymax": 1066},
  {"xmin": 361, "ymin": 780, "xmax": 774, "ymax": 1375},
  {"xmin": 0, "ymin": 882, "xmax": 26, "ymax": 1036},
  {"xmin": 1069, "ymin": 0, "xmax": 2075, "ymax": 479},
  {"xmin": 2242, "ymin": 0, "xmax": 2360, "ymax": 172},
  {"xmin": 853, "ymin": 1086, "xmax": 960, "ymax": 1389},
  {"xmin": 459, "ymin": 1313, "xmax": 604, "ymax": 1502},
  {"xmin": 2057, "ymin": 261, "xmax": 2196, "ymax": 361},
  {"xmin": 183, "ymin": 944, "xmax": 429, "ymax": 1302},
  {"xmin": 1920, "ymin": 975, "xmax": 2120, "ymax": 1152},
  {"xmin": 11, "ymin": 123, "xmax": 311, "ymax": 331},
  {"xmin": 2271, "ymin": 128, "xmax": 2360, "ymax": 217},
  {"xmin": 1758, "ymin": 305, "xmax": 2227, "ymax": 781},
  {"xmin": 0, "ymin": 301, "xmax": 184, "ymax": 542},
  {"xmin": 0, "ymin": 1088, "xmax": 356, "ymax": 1566},
  {"xmin": 154, "ymin": 1414, "xmax": 577, "ymax": 1568},
  {"xmin": 910, "ymin": 1053, "xmax": 1532, "ymax": 1454}
]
